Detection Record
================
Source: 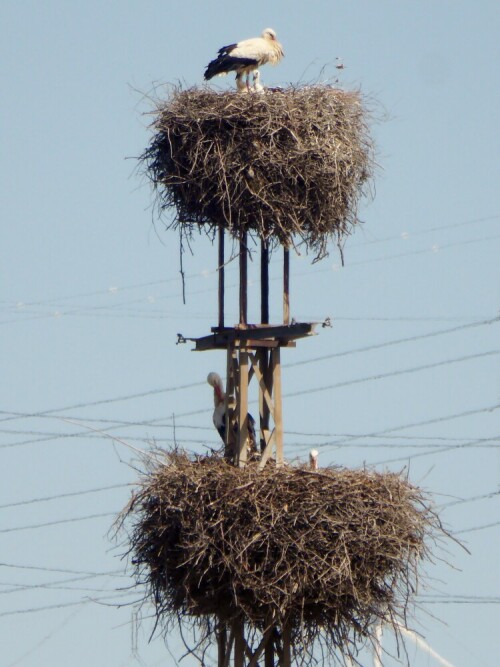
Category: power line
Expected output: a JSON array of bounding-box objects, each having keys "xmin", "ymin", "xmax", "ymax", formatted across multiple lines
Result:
[
  {"xmin": 0, "ymin": 571, "xmax": 123, "ymax": 596},
  {"xmin": 316, "ymin": 404, "xmax": 500, "ymax": 452},
  {"xmin": 0, "ymin": 589, "xmax": 135, "ymax": 618},
  {"xmin": 438, "ymin": 490, "xmax": 500, "ymax": 509},
  {"xmin": 6, "ymin": 607, "xmax": 83, "ymax": 667},
  {"xmin": 455, "ymin": 520, "xmax": 500, "ymax": 535},
  {"xmin": 346, "ymin": 233, "xmax": 500, "ymax": 268},
  {"xmin": 3, "ymin": 214, "xmax": 497, "ymax": 312},
  {"xmin": 357, "ymin": 214, "xmax": 500, "ymax": 246},
  {"xmin": 1, "ymin": 317, "xmax": 496, "ymax": 437},
  {"xmin": 0, "ymin": 483, "xmax": 130, "ymax": 509},
  {"xmin": 0, "ymin": 380, "xmax": 205, "ymax": 425},
  {"xmin": 2, "ymin": 232, "xmax": 498, "ymax": 326},
  {"xmin": 0, "ymin": 511, "xmax": 117, "ymax": 534},
  {"xmin": 0, "ymin": 563, "xmax": 121, "ymax": 577},
  {"xmin": 418, "ymin": 594, "xmax": 500, "ymax": 604},
  {"xmin": 286, "ymin": 349, "xmax": 500, "ymax": 398},
  {"xmin": 286, "ymin": 316, "xmax": 499, "ymax": 369},
  {"xmin": 372, "ymin": 433, "xmax": 500, "ymax": 465},
  {"xmin": 2, "ymin": 411, "xmax": 496, "ymax": 441}
]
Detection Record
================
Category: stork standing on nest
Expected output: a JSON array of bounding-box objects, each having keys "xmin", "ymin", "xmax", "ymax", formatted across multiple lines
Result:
[
  {"xmin": 204, "ymin": 28, "xmax": 284, "ymax": 92},
  {"xmin": 309, "ymin": 449, "xmax": 319, "ymax": 471},
  {"xmin": 251, "ymin": 70, "xmax": 265, "ymax": 93},
  {"xmin": 207, "ymin": 372, "xmax": 258, "ymax": 458}
]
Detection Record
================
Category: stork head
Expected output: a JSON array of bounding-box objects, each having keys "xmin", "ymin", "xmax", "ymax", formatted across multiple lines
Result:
[
  {"xmin": 262, "ymin": 28, "xmax": 277, "ymax": 41},
  {"xmin": 207, "ymin": 372, "xmax": 225, "ymax": 404},
  {"xmin": 309, "ymin": 448, "xmax": 319, "ymax": 471}
]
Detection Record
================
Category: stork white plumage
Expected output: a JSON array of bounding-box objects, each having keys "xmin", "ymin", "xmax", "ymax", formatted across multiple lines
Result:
[
  {"xmin": 207, "ymin": 372, "xmax": 258, "ymax": 457},
  {"xmin": 309, "ymin": 449, "xmax": 319, "ymax": 471},
  {"xmin": 204, "ymin": 28, "xmax": 284, "ymax": 92},
  {"xmin": 235, "ymin": 72, "xmax": 249, "ymax": 94},
  {"xmin": 207, "ymin": 372, "xmax": 227, "ymax": 440},
  {"xmin": 251, "ymin": 70, "xmax": 265, "ymax": 93}
]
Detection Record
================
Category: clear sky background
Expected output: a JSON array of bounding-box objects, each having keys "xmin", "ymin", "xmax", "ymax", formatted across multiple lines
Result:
[{"xmin": 1, "ymin": 1, "xmax": 499, "ymax": 665}]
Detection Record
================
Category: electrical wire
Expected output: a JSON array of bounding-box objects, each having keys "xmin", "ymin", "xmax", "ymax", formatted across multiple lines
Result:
[
  {"xmin": 0, "ymin": 589, "xmax": 136, "ymax": 618},
  {"xmin": 0, "ymin": 483, "xmax": 130, "ymax": 509},
  {"xmin": 3, "ymin": 213, "xmax": 497, "ymax": 312},
  {"xmin": 2, "ymin": 231, "xmax": 498, "ymax": 326},
  {"xmin": 372, "ymin": 433, "xmax": 500, "ymax": 465},
  {"xmin": 0, "ymin": 380, "xmax": 206, "ymax": 425},
  {"xmin": 0, "ymin": 571, "xmax": 123, "ymax": 595},
  {"xmin": 0, "ymin": 511, "xmax": 117, "ymax": 534},
  {"xmin": 438, "ymin": 490, "xmax": 500, "ymax": 509},
  {"xmin": 1, "ymin": 316, "xmax": 496, "ymax": 436},
  {"xmin": 286, "ymin": 316, "xmax": 499, "ymax": 369},
  {"xmin": 286, "ymin": 350, "xmax": 500, "ymax": 398},
  {"xmin": 0, "ymin": 563, "xmax": 121, "ymax": 577},
  {"xmin": 455, "ymin": 520, "xmax": 500, "ymax": 535}
]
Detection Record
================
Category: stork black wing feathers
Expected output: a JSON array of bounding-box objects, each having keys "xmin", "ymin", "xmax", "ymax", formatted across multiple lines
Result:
[
  {"xmin": 218, "ymin": 43, "xmax": 238, "ymax": 56},
  {"xmin": 215, "ymin": 412, "xmax": 257, "ymax": 446},
  {"xmin": 204, "ymin": 55, "xmax": 259, "ymax": 80}
]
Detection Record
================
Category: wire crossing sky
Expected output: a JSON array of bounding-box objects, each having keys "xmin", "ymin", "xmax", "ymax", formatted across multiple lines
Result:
[{"xmin": 1, "ymin": 1, "xmax": 499, "ymax": 666}]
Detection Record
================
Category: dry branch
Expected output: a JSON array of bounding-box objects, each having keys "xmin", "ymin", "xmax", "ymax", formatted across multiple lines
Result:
[
  {"xmin": 141, "ymin": 86, "xmax": 375, "ymax": 260},
  {"xmin": 121, "ymin": 451, "xmax": 443, "ymax": 663}
]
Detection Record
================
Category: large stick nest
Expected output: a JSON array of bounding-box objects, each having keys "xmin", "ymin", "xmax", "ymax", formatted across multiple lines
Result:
[
  {"xmin": 121, "ymin": 451, "xmax": 443, "ymax": 662},
  {"xmin": 141, "ymin": 86, "xmax": 375, "ymax": 260}
]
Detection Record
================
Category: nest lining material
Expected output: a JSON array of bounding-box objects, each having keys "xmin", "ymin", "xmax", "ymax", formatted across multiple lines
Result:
[
  {"xmin": 141, "ymin": 85, "xmax": 375, "ymax": 260},
  {"xmin": 122, "ymin": 451, "xmax": 441, "ymax": 659}
]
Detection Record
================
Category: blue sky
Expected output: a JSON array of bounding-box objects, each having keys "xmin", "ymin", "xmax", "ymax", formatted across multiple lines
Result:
[{"xmin": 1, "ymin": 1, "xmax": 499, "ymax": 665}]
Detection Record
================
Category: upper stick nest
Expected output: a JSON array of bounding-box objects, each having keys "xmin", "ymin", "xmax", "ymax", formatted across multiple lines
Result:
[
  {"xmin": 141, "ymin": 86, "xmax": 375, "ymax": 260},
  {"xmin": 122, "ymin": 451, "xmax": 442, "ymax": 662}
]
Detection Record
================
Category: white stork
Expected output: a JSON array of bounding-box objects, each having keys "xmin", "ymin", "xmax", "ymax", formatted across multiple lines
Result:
[
  {"xmin": 204, "ymin": 28, "xmax": 284, "ymax": 92},
  {"xmin": 251, "ymin": 70, "xmax": 265, "ymax": 93},
  {"xmin": 207, "ymin": 372, "xmax": 258, "ymax": 456},
  {"xmin": 309, "ymin": 449, "xmax": 319, "ymax": 471}
]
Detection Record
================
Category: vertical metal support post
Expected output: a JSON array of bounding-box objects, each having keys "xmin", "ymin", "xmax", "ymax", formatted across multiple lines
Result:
[
  {"xmin": 283, "ymin": 247, "xmax": 290, "ymax": 325},
  {"xmin": 282, "ymin": 623, "xmax": 291, "ymax": 667},
  {"xmin": 225, "ymin": 345, "xmax": 237, "ymax": 461},
  {"xmin": 239, "ymin": 232, "xmax": 248, "ymax": 326},
  {"xmin": 259, "ymin": 348, "xmax": 270, "ymax": 455},
  {"xmin": 218, "ymin": 228, "xmax": 225, "ymax": 329},
  {"xmin": 217, "ymin": 618, "xmax": 227, "ymax": 667},
  {"xmin": 261, "ymin": 239, "xmax": 269, "ymax": 325},
  {"xmin": 237, "ymin": 348, "xmax": 249, "ymax": 467},
  {"xmin": 265, "ymin": 627, "xmax": 275, "ymax": 667},
  {"xmin": 259, "ymin": 239, "xmax": 270, "ymax": 453},
  {"xmin": 272, "ymin": 348, "xmax": 283, "ymax": 466},
  {"xmin": 233, "ymin": 618, "xmax": 245, "ymax": 667}
]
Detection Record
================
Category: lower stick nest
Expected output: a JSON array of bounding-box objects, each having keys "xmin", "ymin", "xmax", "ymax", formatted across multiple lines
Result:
[
  {"xmin": 121, "ymin": 451, "xmax": 443, "ymax": 661},
  {"xmin": 141, "ymin": 86, "xmax": 375, "ymax": 260}
]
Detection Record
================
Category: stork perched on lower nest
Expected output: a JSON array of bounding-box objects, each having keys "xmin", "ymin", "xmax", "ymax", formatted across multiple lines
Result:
[{"xmin": 207, "ymin": 372, "xmax": 258, "ymax": 461}]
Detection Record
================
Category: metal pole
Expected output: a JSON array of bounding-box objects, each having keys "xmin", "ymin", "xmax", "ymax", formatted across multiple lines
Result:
[
  {"xmin": 265, "ymin": 626, "xmax": 275, "ymax": 667},
  {"xmin": 233, "ymin": 618, "xmax": 245, "ymax": 667},
  {"xmin": 282, "ymin": 623, "xmax": 291, "ymax": 667},
  {"xmin": 261, "ymin": 239, "xmax": 269, "ymax": 325},
  {"xmin": 283, "ymin": 246, "xmax": 290, "ymax": 325},
  {"xmin": 218, "ymin": 228, "xmax": 225, "ymax": 329},
  {"xmin": 239, "ymin": 232, "xmax": 248, "ymax": 326},
  {"xmin": 217, "ymin": 617, "xmax": 227, "ymax": 667}
]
